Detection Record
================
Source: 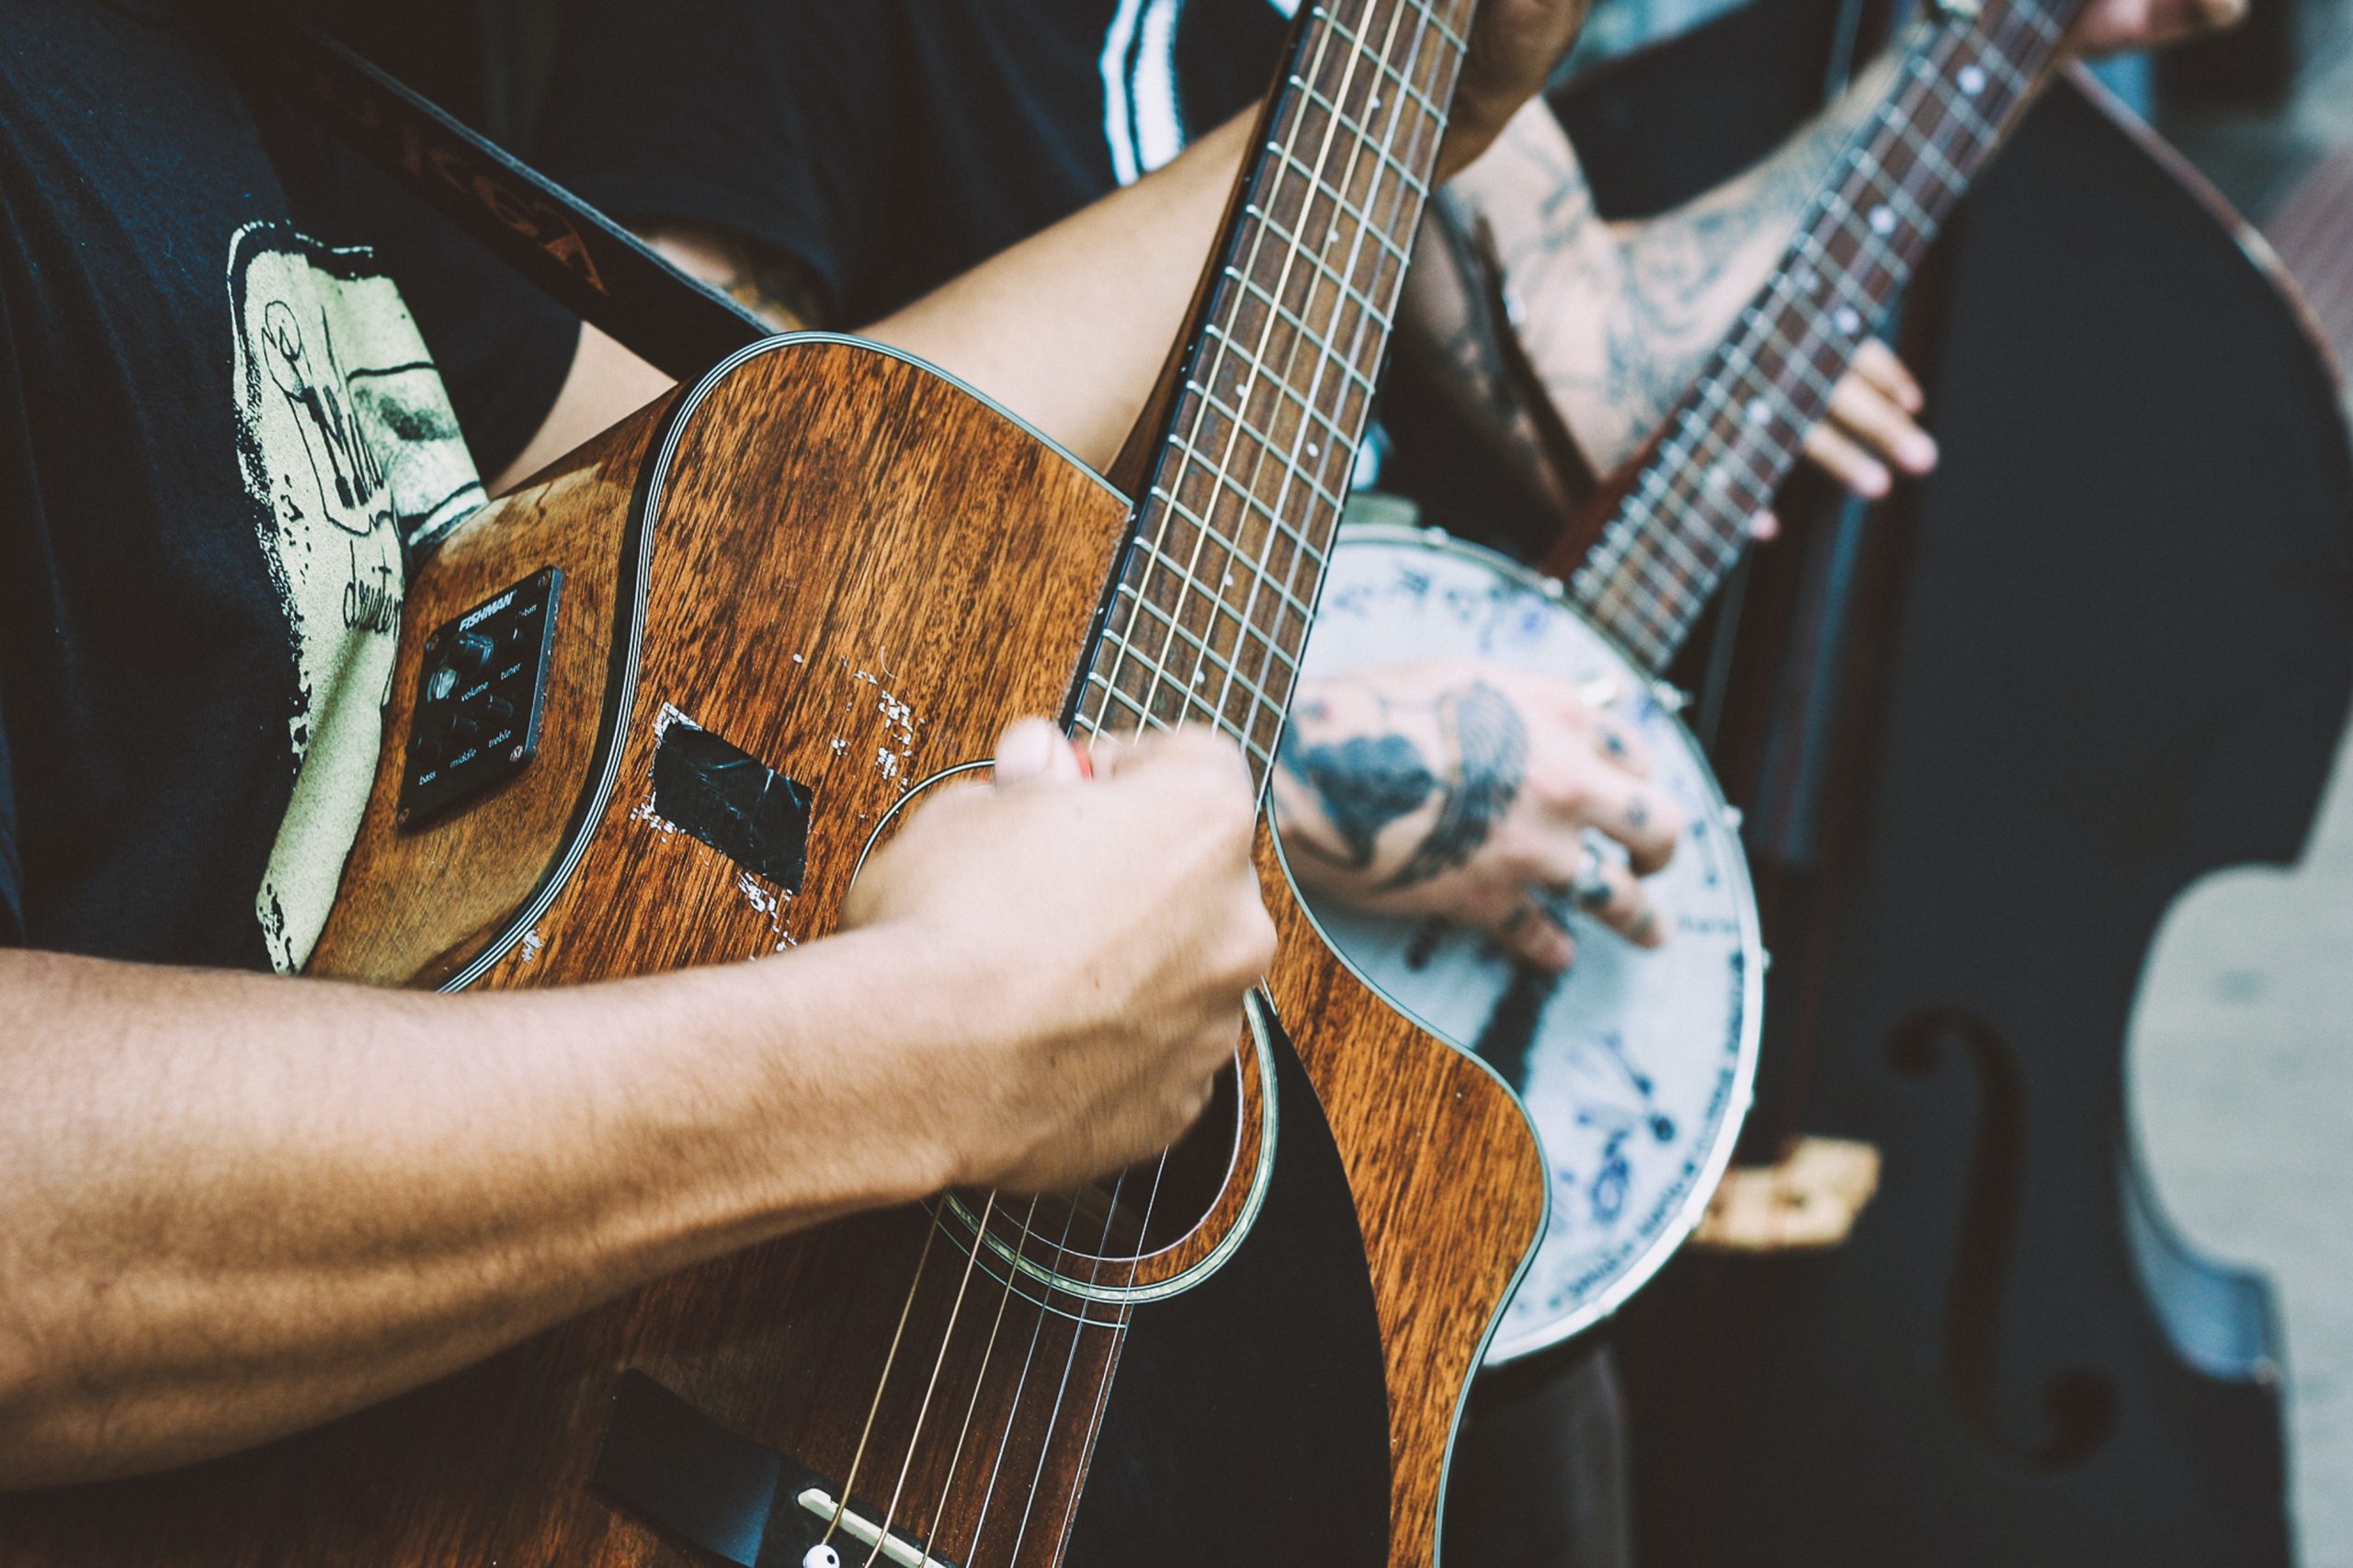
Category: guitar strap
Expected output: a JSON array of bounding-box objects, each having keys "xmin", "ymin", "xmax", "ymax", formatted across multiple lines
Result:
[{"xmin": 218, "ymin": 6, "xmax": 770, "ymax": 385}]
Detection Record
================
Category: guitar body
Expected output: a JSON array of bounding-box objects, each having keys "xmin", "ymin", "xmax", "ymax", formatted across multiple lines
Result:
[{"xmin": 0, "ymin": 337, "xmax": 1542, "ymax": 1564}]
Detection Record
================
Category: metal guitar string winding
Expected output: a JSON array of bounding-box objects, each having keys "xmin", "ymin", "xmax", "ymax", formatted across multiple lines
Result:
[
  {"xmin": 953, "ymin": 1184, "xmax": 1096, "ymax": 1560},
  {"xmin": 843, "ymin": 0, "xmax": 1476, "ymax": 1552},
  {"xmin": 851, "ymin": 1193, "xmax": 1000, "ymax": 1566},
  {"xmin": 1051, "ymin": 1, "xmax": 1458, "ymax": 1556},
  {"xmin": 968, "ymin": 7, "xmax": 1386, "ymax": 1553},
  {"xmin": 822, "ymin": 1208, "xmax": 949, "ymax": 1549}
]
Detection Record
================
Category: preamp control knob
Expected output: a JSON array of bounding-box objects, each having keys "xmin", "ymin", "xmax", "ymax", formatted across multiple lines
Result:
[{"xmin": 453, "ymin": 631, "xmax": 496, "ymax": 675}]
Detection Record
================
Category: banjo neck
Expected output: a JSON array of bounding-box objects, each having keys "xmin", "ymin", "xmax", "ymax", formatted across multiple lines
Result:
[
  {"xmin": 1073, "ymin": 0, "xmax": 1475, "ymax": 789},
  {"xmin": 1568, "ymin": 0, "xmax": 2085, "ymax": 673}
]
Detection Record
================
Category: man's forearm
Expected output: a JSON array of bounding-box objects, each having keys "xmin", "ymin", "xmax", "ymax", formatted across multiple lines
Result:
[
  {"xmin": 0, "ymin": 940, "xmax": 949, "ymax": 1486},
  {"xmin": 1427, "ymin": 56, "xmax": 1896, "ymax": 480},
  {"xmin": 863, "ymin": 114, "xmax": 1254, "ymax": 473}
]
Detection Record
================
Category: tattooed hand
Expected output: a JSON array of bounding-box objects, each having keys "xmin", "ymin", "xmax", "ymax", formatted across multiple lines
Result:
[{"xmin": 1271, "ymin": 659, "xmax": 1683, "ymax": 971}]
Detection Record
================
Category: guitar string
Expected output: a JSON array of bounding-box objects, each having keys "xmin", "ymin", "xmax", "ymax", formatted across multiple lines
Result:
[
  {"xmin": 1040, "ymin": 4, "xmax": 1457, "ymax": 1553},
  {"xmin": 1579, "ymin": 15, "xmax": 2004, "ymax": 653},
  {"xmin": 852, "ymin": 1191, "xmax": 999, "ymax": 1567},
  {"xmin": 1578, "ymin": 0, "xmax": 2060, "ymax": 661},
  {"xmin": 906, "ymin": 1192, "xmax": 1042, "ymax": 1552},
  {"xmin": 1586, "ymin": 15, "xmax": 2027, "ymax": 653},
  {"xmin": 1199, "ymin": 1, "xmax": 1449, "ymax": 749},
  {"xmin": 1608, "ymin": 0, "xmax": 2062, "ymax": 653},
  {"xmin": 1575, "ymin": 40, "xmax": 1961, "ymax": 653},
  {"xmin": 953, "ymin": 1177, "xmax": 1097, "ymax": 1562},
  {"xmin": 1571, "ymin": 8, "xmax": 2013, "ymax": 650},
  {"xmin": 1588, "ymin": 0, "xmax": 2055, "ymax": 641},
  {"xmin": 997, "ymin": 9, "xmax": 1385, "ymax": 1558},
  {"xmin": 1001, "ymin": 4, "xmax": 1426, "ymax": 1560},
  {"xmin": 805, "ymin": 3, "xmax": 2023, "ymax": 1561},
  {"xmin": 1119, "ymin": 0, "xmax": 1423, "ymax": 776},
  {"xmin": 819, "ymin": 1204, "xmax": 949, "ymax": 1548},
  {"xmin": 981, "ymin": 1121, "xmax": 1154, "ymax": 1565}
]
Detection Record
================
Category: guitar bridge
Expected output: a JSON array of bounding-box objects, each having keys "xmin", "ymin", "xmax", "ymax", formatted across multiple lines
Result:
[
  {"xmin": 593, "ymin": 1372, "xmax": 965, "ymax": 1568},
  {"xmin": 793, "ymin": 1488, "xmax": 958, "ymax": 1568}
]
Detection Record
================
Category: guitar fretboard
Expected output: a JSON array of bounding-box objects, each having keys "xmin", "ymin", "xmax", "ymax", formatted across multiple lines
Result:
[
  {"xmin": 1071, "ymin": 0, "xmax": 1475, "ymax": 788},
  {"xmin": 1570, "ymin": 0, "xmax": 2082, "ymax": 672}
]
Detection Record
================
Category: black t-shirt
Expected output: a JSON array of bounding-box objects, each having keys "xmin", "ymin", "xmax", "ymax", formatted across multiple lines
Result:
[
  {"xmin": 0, "ymin": 1, "xmax": 573, "ymax": 970},
  {"xmin": 537, "ymin": 0, "xmax": 1290, "ymax": 329}
]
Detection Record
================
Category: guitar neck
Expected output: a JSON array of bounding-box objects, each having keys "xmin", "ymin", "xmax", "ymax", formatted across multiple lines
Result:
[
  {"xmin": 1071, "ymin": 0, "xmax": 1474, "ymax": 790},
  {"xmin": 1570, "ymin": 0, "xmax": 2084, "ymax": 672}
]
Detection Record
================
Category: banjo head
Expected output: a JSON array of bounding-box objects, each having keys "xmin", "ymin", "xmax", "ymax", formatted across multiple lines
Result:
[{"xmin": 1287, "ymin": 523, "xmax": 1763, "ymax": 1361}]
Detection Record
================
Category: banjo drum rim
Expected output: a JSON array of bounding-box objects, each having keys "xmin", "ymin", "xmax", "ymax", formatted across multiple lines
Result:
[{"xmin": 1286, "ymin": 519, "xmax": 1766, "ymax": 1363}]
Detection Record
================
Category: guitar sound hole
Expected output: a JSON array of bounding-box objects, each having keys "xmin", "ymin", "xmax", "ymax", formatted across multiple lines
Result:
[{"xmin": 968, "ymin": 1059, "xmax": 1242, "ymax": 1274}]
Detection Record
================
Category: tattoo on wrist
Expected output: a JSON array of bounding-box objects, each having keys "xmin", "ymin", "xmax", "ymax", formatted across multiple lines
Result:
[
  {"xmin": 711, "ymin": 232, "xmax": 827, "ymax": 332},
  {"xmin": 1278, "ymin": 681, "xmax": 1529, "ymax": 888}
]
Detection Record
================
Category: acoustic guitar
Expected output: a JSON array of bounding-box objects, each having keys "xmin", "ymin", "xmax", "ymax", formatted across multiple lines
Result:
[{"xmin": 0, "ymin": 2, "xmax": 1541, "ymax": 1565}]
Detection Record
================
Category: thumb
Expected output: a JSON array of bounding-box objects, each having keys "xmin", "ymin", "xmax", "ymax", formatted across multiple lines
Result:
[{"xmin": 994, "ymin": 717, "xmax": 1085, "ymax": 787}]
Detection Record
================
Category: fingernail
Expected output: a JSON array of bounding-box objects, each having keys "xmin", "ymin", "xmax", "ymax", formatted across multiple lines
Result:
[
  {"xmin": 1858, "ymin": 461, "xmax": 1893, "ymax": 498},
  {"xmin": 993, "ymin": 717, "xmax": 1059, "ymax": 783},
  {"xmin": 1902, "ymin": 432, "xmax": 1939, "ymax": 472},
  {"xmin": 1748, "ymin": 509, "xmax": 1779, "ymax": 541}
]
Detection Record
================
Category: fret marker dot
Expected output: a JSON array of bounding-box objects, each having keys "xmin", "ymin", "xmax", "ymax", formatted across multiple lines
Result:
[
  {"xmin": 1794, "ymin": 267, "xmax": 1820, "ymax": 294},
  {"xmin": 1959, "ymin": 64, "xmax": 1986, "ymax": 95},
  {"xmin": 1706, "ymin": 465, "xmax": 1732, "ymax": 493},
  {"xmin": 1306, "ymin": 442, "xmax": 1320, "ymax": 457},
  {"xmin": 1870, "ymin": 206, "xmax": 1895, "ymax": 234},
  {"xmin": 1836, "ymin": 307, "xmax": 1864, "ymax": 335},
  {"xmin": 1746, "ymin": 399, "xmax": 1772, "ymax": 426}
]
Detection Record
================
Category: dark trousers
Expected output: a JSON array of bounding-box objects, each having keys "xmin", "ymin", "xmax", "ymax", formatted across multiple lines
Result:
[{"xmin": 1439, "ymin": 1343, "xmax": 1632, "ymax": 1568}]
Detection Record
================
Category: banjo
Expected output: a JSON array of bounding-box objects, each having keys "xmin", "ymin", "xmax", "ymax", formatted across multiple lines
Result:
[{"xmin": 1297, "ymin": 0, "xmax": 2083, "ymax": 1361}]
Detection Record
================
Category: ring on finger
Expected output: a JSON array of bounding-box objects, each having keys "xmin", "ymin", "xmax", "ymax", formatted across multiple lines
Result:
[{"xmin": 1568, "ymin": 843, "xmax": 1613, "ymax": 911}]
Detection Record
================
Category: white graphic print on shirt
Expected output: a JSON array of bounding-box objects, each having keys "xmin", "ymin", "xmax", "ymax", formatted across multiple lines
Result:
[{"xmin": 225, "ymin": 222, "xmax": 484, "ymax": 973}]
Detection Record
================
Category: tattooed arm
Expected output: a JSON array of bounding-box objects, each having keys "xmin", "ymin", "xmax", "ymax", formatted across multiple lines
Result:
[
  {"xmin": 1398, "ymin": 58, "xmax": 1937, "ymax": 511},
  {"xmin": 642, "ymin": 224, "xmax": 832, "ymax": 333},
  {"xmin": 1272, "ymin": 660, "xmax": 1684, "ymax": 971}
]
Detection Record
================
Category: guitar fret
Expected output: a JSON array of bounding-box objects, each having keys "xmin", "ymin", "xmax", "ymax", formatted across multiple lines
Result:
[
  {"xmin": 1233, "ymin": 209, "xmax": 1397, "ymax": 337},
  {"xmin": 1215, "ymin": 270, "xmax": 1385, "ymax": 427},
  {"xmin": 1084, "ymin": 664, "xmax": 1277, "ymax": 770},
  {"xmin": 1129, "ymin": 510, "xmax": 1320, "ymax": 645},
  {"xmin": 1917, "ymin": 64, "xmax": 2000, "ymax": 144},
  {"xmin": 1149, "ymin": 488, "xmax": 1326, "ymax": 623},
  {"xmin": 1082, "ymin": 0, "xmax": 1471, "ymax": 787},
  {"xmin": 1267, "ymin": 139, "xmax": 1418, "ymax": 268},
  {"xmin": 1275, "ymin": 97, "xmax": 1433, "ymax": 246},
  {"xmin": 1847, "ymin": 147, "xmax": 1944, "ymax": 231},
  {"xmin": 1883, "ymin": 111, "xmax": 1972, "ymax": 196},
  {"xmin": 1198, "ymin": 323, "xmax": 1381, "ymax": 448},
  {"xmin": 1179, "ymin": 372, "xmax": 1354, "ymax": 517},
  {"xmin": 1110, "ymin": 585, "xmax": 1297, "ymax": 727}
]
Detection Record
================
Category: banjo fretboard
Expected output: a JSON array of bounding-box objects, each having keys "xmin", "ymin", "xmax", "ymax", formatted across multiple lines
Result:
[{"xmin": 1571, "ymin": 0, "xmax": 2083, "ymax": 671}]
